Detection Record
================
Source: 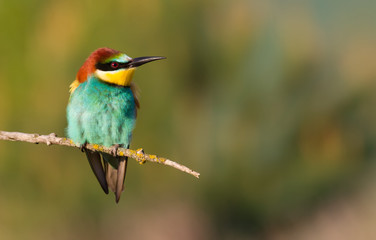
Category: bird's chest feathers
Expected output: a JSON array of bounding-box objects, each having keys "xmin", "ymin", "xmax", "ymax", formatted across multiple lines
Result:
[
  {"xmin": 73, "ymin": 77, "xmax": 136, "ymax": 118},
  {"xmin": 68, "ymin": 77, "xmax": 137, "ymax": 146}
]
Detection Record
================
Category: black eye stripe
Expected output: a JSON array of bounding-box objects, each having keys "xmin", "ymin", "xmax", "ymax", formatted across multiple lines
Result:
[{"xmin": 95, "ymin": 61, "xmax": 129, "ymax": 71}]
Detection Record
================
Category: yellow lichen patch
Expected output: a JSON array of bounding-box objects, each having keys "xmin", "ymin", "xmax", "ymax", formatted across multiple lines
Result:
[
  {"xmin": 138, "ymin": 160, "xmax": 146, "ymax": 165},
  {"xmin": 138, "ymin": 156, "xmax": 146, "ymax": 165},
  {"xmin": 128, "ymin": 149, "xmax": 136, "ymax": 156},
  {"xmin": 135, "ymin": 148, "xmax": 146, "ymax": 165},
  {"xmin": 149, "ymin": 155, "xmax": 158, "ymax": 162},
  {"xmin": 92, "ymin": 144, "xmax": 99, "ymax": 150},
  {"xmin": 119, "ymin": 151, "xmax": 124, "ymax": 156}
]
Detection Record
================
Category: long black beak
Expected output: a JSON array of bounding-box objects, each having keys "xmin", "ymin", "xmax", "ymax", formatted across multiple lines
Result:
[{"xmin": 128, "ymin": 56, "xmax": 166, "ymax": 68}]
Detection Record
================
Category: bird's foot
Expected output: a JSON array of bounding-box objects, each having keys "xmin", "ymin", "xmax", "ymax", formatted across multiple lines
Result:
[
  {"xmin": 80, "ymin": 142, "xmax": 88, "ymax": 152},
  {"xmin": 111, "ymin": 144, "xmax": 121, "ymax": 157}
]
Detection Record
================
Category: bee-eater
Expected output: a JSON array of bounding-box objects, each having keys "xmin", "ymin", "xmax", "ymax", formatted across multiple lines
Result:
[{"xmin": 66, "ymin": 47, "xmax": 165, "ymax": 203}]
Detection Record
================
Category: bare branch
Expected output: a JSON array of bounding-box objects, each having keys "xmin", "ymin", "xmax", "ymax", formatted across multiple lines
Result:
[{"xmin": 0, "ymin": 130, "xmax": 200, "ymax": 178}]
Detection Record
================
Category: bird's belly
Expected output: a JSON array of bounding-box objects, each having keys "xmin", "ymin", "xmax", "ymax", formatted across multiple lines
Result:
[{"xmin": 83, "ymin": 108, "xmax": 134, "ymax": 147}]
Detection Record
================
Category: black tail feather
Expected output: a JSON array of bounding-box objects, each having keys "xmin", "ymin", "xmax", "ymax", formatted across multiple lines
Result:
[
  {"xmin": 84, "ymin": 149, "xmax": 109, "ymax": 194},
  {"xmin": 115, "ymin": 157, "xmax": 127, "ymax": 203}
]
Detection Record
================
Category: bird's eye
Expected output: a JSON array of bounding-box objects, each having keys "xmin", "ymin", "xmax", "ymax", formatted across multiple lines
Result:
[{"xmin": 111, "ymin": 62, "xmax": 119, "ymax": 69}]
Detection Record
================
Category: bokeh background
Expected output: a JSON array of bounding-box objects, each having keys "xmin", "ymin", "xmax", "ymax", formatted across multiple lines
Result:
[{"xmin": 0, "ymin": 0, "xmax": 376, "ymax": 239}]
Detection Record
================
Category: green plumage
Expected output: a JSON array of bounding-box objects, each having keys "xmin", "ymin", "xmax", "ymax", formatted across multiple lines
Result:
[
  {"xmin": 67, "ymin": 75, "xmax": 136, "ymax": 147},
  {"xmin": 67, "ymin": 75, "xmax": 136, "ymax": 202}
]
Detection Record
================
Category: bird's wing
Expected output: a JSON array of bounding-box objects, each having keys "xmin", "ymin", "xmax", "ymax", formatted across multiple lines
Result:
[
  {"xmin": 130, "ymin": 82, "xmax": 140, "ymax": 109},
  {"xmin": 84, "ymin": 149, "xmax": 109, "ymax": 194}
]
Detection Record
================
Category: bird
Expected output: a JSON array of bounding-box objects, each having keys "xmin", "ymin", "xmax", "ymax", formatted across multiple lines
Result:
[{"xmin": 66, "ymin": 47, "xmax": 165, "ymax": 203}]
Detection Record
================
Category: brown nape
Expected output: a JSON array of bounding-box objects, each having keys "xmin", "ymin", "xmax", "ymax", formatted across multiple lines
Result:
[{"xmin": 76, "ymin": 47, "xmax": 121, "ymax": 83}]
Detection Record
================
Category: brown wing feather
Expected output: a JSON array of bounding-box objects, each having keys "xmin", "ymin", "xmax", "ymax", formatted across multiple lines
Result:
[
  {"xmin": 84, "ymin": 149, "xmax": 109, "ymax": 194},
  {"xmin": 105, "ymin": 161, "xmax": 118, "ymax": 193}
]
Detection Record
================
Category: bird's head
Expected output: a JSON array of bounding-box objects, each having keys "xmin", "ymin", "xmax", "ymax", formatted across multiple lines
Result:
[{"xmin": 70, "ymin": 47, "xmax": 165, "ymax": 93}]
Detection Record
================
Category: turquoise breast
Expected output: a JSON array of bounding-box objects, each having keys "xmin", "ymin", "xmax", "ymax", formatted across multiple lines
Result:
[{"xmin": 66, "ymin": 76, "xmax": 137, "ymax": 147}]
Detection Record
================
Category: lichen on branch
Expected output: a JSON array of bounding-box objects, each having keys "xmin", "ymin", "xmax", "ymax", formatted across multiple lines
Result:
[{"xmin": 0, "ymin": 130, "xmax": 200, "ymax": 178}]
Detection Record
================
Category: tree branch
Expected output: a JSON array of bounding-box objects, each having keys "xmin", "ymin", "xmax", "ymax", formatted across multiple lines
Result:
[{"xmin": 0, "ymin": 131, "xmax": 200, "ymax": 178}]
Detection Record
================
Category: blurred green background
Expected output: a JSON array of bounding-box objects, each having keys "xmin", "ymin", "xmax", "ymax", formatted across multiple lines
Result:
[{"xmin": 0, "ymin": 0, "xmax": 376, "ymax": 239}]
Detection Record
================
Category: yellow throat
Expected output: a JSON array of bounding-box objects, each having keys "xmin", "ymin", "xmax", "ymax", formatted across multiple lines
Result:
[{"xmin": 94, "ymin": 68, "xmax": 136, "ymax": 87}]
